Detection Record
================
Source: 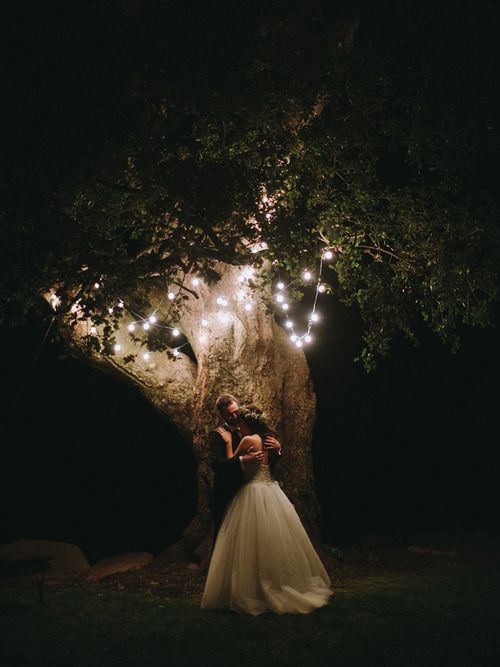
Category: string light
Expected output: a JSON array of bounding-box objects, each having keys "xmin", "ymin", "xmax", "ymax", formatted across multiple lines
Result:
[{"xmin": 76, "ymin": 245, "xmax": 334, "ymax": 360}]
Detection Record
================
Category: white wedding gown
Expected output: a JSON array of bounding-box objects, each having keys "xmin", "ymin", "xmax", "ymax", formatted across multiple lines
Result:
[{"xmin": 201, "ymin": 459, "xmax": 333, "ymax": 616}]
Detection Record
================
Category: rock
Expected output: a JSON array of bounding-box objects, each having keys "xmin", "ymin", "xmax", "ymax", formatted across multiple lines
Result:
[
  {"xmin": 0, "ymin": 540, "xmax": 90, "ymax": 579},
  {"xmin": 87, "ymin": 552, "xmax": 154, "ymax": 581}
]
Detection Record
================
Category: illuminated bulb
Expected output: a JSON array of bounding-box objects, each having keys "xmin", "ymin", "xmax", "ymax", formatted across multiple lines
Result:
[
  {"xmin": 172, "ymin": 328, "xmax": 180, "ymax": 337},
  {"xmin": 281, "ymin": 303, "xmax": 289, "ymax": 311},
  {"xmin": 277, "ymin": 282, "xmax": 285, "ymax": 290},
  {"xmin": 324, "ymin": 250, "xmax": 333, "ymax": 260},
  {"xmin": 310, "ymin": 312, "xmax": 319, "ymax": 322},
  {"xmin": 318, "ymin": 284, "xmax": 326, "ymax": 293},
  {"xmin": 290, "ymin": 334, "xmax": 298, "ymax": 342},
  {"xmin": 244, "ymin": 303, "xmax": 252, "ymax": 311},
  {"xmin": 303, "ymin": 270, "xmax": 312, "ymax": 281},
  {"xmin": 201, "ymin": 319, "xmax": 209, "ymax": 327},
  {"xmin": 118, "ymin": 301, "xmax": 125, "ymax": 308},
  {"xmin": 192, "ymin": 277, "xmax": 200, "ymax": 286},
  {"xmin": 216, "ymin": 296, "xmax": 224, "ymax": 305},
  {"xmin": 276, "ymin": 294, "xmax": 284, "ymax": 303},
  {"xmin": 128, "ymin": 323, "xmax": 136, "ymax": 332},
  {"xmin": 143, "ymin": 352, "xmax": 150, "ymax": 361},
  {"xmin": 94, "ymin": 282, "xmax": 100, "ymax": 289},
  {"xmin": 237, "ymin": 275, "xmax": 245, "ymax": 283},
  {"xmin": 149, "ymin": 315, "xmax": 157, "ymax": 324},
  {"xmin": 143, "ymin": 322, "xmax": 150, "ymax": 330},
  {"xmin": 173, "ymin": 348, "xmax": 180, "ymax": 357},
  {"xmin": 168, "ymin": 291, "xmax": 175, "ymax": 300},
  {"xmin": 90, "ymin": 326, "xmax": 97, "ymax": 334},
  {"xmin": 305, "ymin": 334, "xmax": 312, "ymax": 343},
  {"xmin": 266, "ymin": 213, "xmax": 272, "ymax": 220},
  {"xmin": 114, "ymin": 343, "xmax": 121, "ymax": 352},
  {"xmin": 295, "ymin": 339, "xmax": 303, "ymax": 348},
  {"xmin": 285, "ymin": 321, "xmax": 293, "ymax": 329},
  {"xmin": 108, "ymin": 307, "xmax": 114, "ymax": 315}
]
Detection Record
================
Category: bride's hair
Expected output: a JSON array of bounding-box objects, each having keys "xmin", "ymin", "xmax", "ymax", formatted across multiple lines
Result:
[{"xmin": 239, "ymin": 404, "xmax": 274, "ymax": 436}]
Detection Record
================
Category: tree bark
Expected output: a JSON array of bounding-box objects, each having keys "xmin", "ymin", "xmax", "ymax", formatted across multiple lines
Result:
[{"xmin": 62, "ymin": 262, "xmax": 319, "ymax": 564}]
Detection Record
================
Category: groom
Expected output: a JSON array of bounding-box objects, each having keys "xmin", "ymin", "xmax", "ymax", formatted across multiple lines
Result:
[{"xmin": 208, "ymin": 393, "xmax": 282, "ymax": 537}]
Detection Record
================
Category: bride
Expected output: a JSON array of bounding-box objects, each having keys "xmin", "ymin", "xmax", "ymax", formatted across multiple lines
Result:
[{"xmin": 201, "ymin": 405, "xmax": 333, "ymax": 616}]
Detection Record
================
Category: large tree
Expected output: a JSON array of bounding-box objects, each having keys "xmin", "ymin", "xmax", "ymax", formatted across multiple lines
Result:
[{"xmin": 2, "ymin": 1, "xmax": 499, "ymax": 560}]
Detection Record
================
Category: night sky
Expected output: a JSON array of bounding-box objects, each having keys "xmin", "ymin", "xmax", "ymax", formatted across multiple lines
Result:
[{"xmin": 1, "ymin": 1, "xmax": 500, "ymax": 562}]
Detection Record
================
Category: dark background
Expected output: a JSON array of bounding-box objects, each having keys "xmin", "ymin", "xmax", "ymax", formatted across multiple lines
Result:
[
  {"xmin": 1, "ymin": 1, "xmax": 499, "ymax": 562},
  {"xmin": 2, "ymin": 296, "xmax": 498, "ymax": 563}
]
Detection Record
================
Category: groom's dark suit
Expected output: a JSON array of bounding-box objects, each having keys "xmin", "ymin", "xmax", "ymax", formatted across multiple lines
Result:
[
  {"xmin": 208, "ymin": 427, "xmax": 281, "ymax": 538},
  {"xmin": 208, "ymin": 427, "xmax": 243, "ymax": 538}
]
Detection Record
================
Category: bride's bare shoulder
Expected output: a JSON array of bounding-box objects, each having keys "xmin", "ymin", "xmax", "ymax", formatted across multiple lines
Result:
[{"xmin": 241, "ymin": 434, "xmax": 262, "ymax": 450}]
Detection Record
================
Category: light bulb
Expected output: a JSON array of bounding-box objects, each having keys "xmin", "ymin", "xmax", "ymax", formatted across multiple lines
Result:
[
  {"xmin": 168, "ymin": 291, "xmax": 175, "ymax": 300},
  {"xmin": 305, "ymin": 334, "xmax": 312, "ymax": 343},
  {"xmin": 172, "ymin": 328, "xmax": 180, "ymax": 337},
  {"xmin": 295, "ymin": 339, "xmax": 303, "ymax": 348},
  {"xmin": 90, "ymin": 326, "xmax": 97, "ymax": 334},
  {"xmin": 143, "ymin": 322, "xmax": 150, "ymax": 330},
  {"xmin": 290, "ymin": 334, "xmax": 298, "ymax": 342},
  {"xmin": 303, "ymin": 270, "xmax": 312, "ymax": 281},
  {"xmin": 324, "ymin": 250, "xmax": 333, "ymax": 260},
  {"xmin": 108, "ymin": 307, "xmax": 114, "ymax": 315},
  {"xmin": 285, "ymin": 321, "xmax": 293, "ymax": 329},
  {"xmin": 277, "ymin": 282, "xmax": 285, "ymax": 290},
  {"xmin": 244, "ymin": 303, "xmax": 252, "ymax": 311},
  {"xmin": 310, "ymin": 312, "xmax": 319, "ymax": 322},
  {"xmin": 128, "ymin": 323, "xmax": 136, "ymax": 332},
  {"xmin": 318, "ymin": 284, "xmax": 326, "ymax": 293},
  {"xmin": 276, "ymin": 294, "xmax": 284, "ymax": 303},
  {"xmin": 192, "ymin": 277, "xmax": 200, "ymax": 286},
  {"xmin": 143, "ymin": 352, "xmax": 150, "ymax": 361},
  {"xmin": 114, "ymin": 343, "xmax": 121, "ymax": 352},
  {"xmin": 118, "ymin": 301, "xmax": 125, "ymax": 308},
  {"xmin": 94, "ymin": 282, "xmax": 100, "ymax": 289},
  {"xmin": 173, "ymin": 348, "xmax": 179, "ymax": 357},
  {"xmin": 282, "ymin": 303, "xmax": 289, "ymax": 310},
  {"xmin": 149, "ymin": 315, "xmax": 157, "ymax": 323},
  {"xmin": 201, "ymin": 319, "xmax": 209, "ymax": 327}
]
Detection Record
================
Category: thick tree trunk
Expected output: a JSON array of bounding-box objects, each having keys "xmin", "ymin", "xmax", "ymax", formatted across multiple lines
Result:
[{"xmin": 64, "ymin": 262, "xmax": 319, "ymax": 564}]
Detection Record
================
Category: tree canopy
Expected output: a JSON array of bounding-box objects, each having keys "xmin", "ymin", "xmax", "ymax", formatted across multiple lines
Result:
[{"xmin": 2, "ymin": 0, "xmax": 499, "ymax": 368}]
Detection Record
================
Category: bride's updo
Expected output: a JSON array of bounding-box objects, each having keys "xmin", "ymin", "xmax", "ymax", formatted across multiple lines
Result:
[{"xmin": 239, "ymin": 404, "xmax": 274, "ymax": 436}]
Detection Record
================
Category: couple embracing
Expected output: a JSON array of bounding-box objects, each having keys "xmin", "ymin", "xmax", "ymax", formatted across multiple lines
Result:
[{"xmin": 201, "ymin": 394, "xmax": 333, "ymax": 616}]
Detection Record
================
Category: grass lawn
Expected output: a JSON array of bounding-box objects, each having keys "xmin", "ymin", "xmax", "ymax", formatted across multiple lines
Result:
[{"xmin": 1, "ymin": 561, "xmax": 499, "ymax": 667}]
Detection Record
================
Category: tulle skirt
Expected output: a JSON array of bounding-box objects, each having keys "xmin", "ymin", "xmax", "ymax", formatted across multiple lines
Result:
[{"xmin": 201, "ymin": 477, "xmax": 333, "ymax": 616}]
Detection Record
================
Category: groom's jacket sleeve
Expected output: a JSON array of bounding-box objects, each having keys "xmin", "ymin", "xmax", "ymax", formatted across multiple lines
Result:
[{"xmin": 207, "ymin": 429, "xmax": 241, "ymax": 477}]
